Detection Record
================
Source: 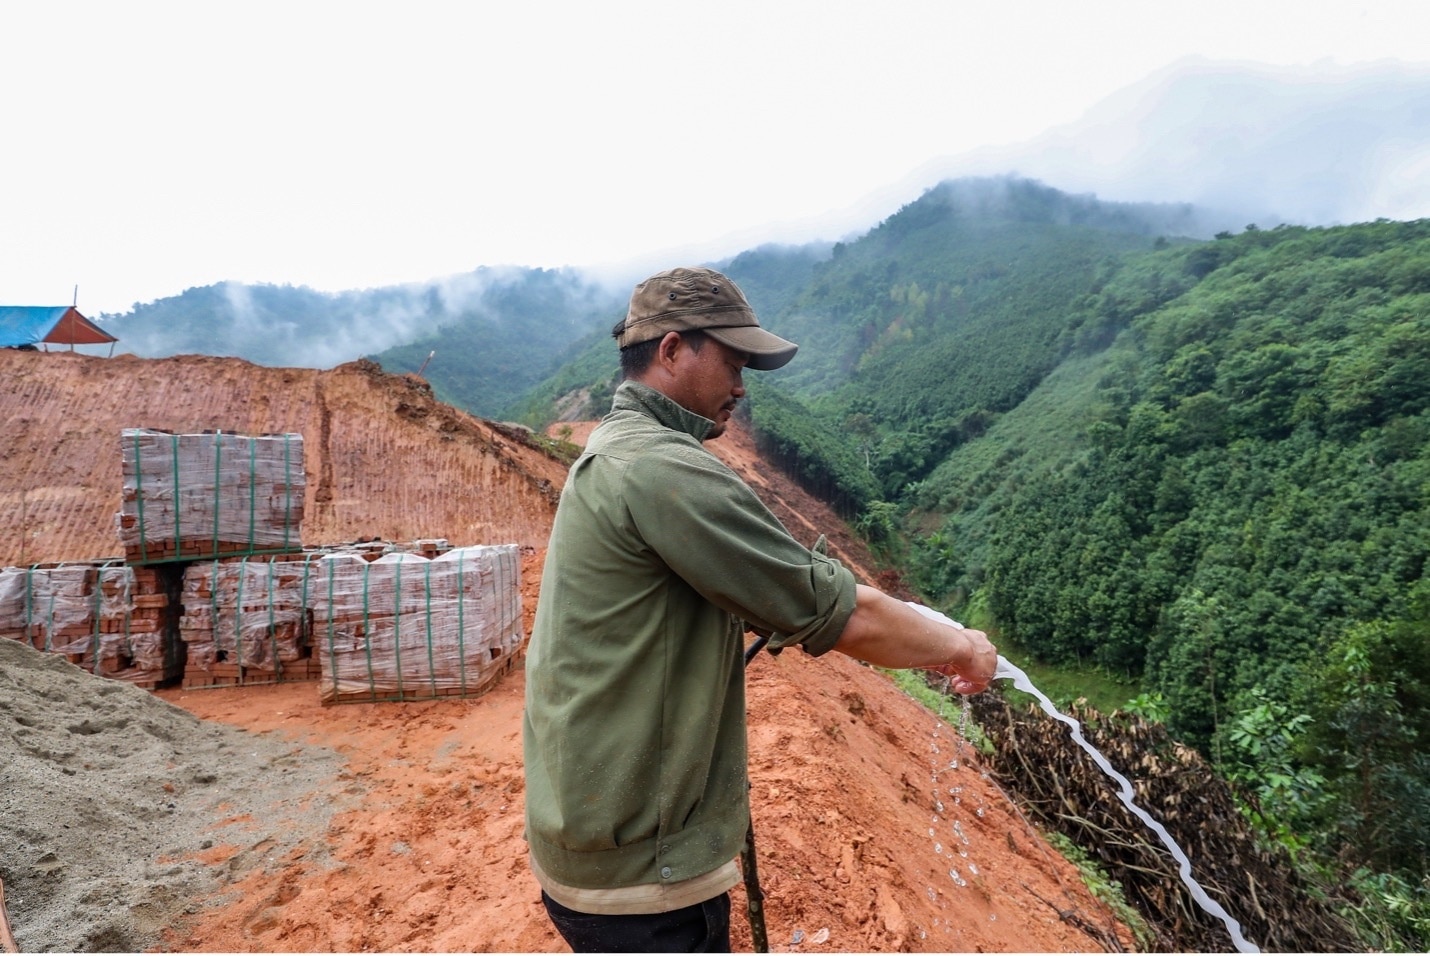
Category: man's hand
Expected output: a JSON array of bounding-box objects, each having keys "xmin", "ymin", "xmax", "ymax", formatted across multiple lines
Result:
[{"xmin": 929, "ymin": 626, "xmax": 997, "ymax": 695}]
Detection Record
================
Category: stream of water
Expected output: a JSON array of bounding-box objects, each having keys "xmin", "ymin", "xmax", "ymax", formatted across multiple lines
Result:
[{"xmin": 907, "ymin": 602, "xmax": 1261, "ymax": 953}]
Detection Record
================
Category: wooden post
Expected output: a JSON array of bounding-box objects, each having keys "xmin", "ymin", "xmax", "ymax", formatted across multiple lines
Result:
[{"xmin": 0, "ymin": 876, "xmax": 20, "ymax": 953}]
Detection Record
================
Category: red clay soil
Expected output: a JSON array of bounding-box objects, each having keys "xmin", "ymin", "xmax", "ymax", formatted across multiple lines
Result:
[
  {"xmin": 153, "ymin": 465, "xmax": 1130, "ymax": 953},
  {"xmin": 156, "ymin": 553, "xmax": 1128, "ymax": 953},
  {"xmin": 0, "ymin": 350, "xmax": 568, "ymax": 566}
]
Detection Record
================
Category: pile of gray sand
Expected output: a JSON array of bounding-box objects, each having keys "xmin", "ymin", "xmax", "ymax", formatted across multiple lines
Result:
[{"xmin": 0, "ymin": 638, "xmax": 351, "ymax": 952}]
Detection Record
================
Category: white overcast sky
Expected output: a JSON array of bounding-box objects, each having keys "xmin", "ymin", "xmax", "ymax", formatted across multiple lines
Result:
[{"xmin": 3, "ymin": 0, "xmax": 1428, "ymax": 315}]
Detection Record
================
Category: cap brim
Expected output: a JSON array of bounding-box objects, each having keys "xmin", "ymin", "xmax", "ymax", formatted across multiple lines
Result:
[{"xmin": 704, "ymin": 325, "xmax": 798, "ymax": 371}]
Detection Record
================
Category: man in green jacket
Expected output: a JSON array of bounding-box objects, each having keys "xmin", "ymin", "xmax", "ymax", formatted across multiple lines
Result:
[{"xmin": 523, "ymin": 266, "xmax": 996, "ymax": 952}]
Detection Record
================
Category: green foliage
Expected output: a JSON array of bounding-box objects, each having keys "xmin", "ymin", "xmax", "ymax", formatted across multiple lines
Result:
[
  {"xmin": 1218, "ymin": 688, "xmax": 1329, "ymax": 847},
  {"xmin": 1041, "ymin": 831, "xmax": 1157, "ymax": 950},
  {"xmin": 743, "ymin": 379, "xmax": 878, "ymax": 518},
  {"xmin": 370, "ymin": 268, "xmax": 626, "ymax": 418},
  {"xmin": 1290, "ymin": 607, "xmax": 1430, "ymax": 876},
  {"xmin": 1119, "ymin": 691, "xmax": 1170, "ymax": 723},
  {"xmin": 934, "ymin": 217, "xmax": 1430, "ymax": 882},
  {"xmin": 853, "ymin": 500, "xmax": 903, "ymax": 558},
  {"xmin": 1342, "ymin": 869, "xmax": 1430, "ymax": 953},
  {"xmin": 102, "ymin": 281, "xmax": 374, "ymax": 366},
  {"xmin": 101, "ymin": 269, "xmax": 628, "ymax": 421},
  {"xmin": 505, "ymin": 326, "xmax": 622, "ymax": 426}
]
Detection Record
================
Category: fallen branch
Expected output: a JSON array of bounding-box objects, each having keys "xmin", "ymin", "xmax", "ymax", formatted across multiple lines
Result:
[{"xmin": 1020, "ymin": 880, "xmax": 1128, "ymax": 953}]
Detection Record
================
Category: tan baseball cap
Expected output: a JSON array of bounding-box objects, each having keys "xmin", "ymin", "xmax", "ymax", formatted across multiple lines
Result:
[{"xmin": 615, "ymin": 266, "xmax": 798, "ymax": 371}]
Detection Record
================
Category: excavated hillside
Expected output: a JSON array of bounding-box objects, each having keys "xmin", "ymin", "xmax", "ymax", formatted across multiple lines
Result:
[
  {"xmin": 0, "ymin": 349, "xmax": 1129, "ymax": 953},
  {"xmin": 1, "ymin": 349, "xmax": 568, "ymax": 566}
]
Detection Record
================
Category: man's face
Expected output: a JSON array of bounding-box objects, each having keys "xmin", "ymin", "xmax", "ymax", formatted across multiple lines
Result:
[{"xmin": 667, "ymin": 335, "xmax": 749, "ymax": 440}]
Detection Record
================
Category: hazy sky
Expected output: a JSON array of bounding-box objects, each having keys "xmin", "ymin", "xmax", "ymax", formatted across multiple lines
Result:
[{"xmin": 4, "ymin": 0, "xmax": 1428, "ymax": 315}]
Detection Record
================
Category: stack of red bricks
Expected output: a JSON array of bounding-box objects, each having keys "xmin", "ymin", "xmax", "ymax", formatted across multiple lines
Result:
[
  {"xmin": 117, "ymin": 428, "xmax": 306, "ymax": 565},
  {"xmin": 6, "ymin": 427, "xmax": 527, "ymax": 704},
  {"xmin": 0, "ymin": 563, "xmax": 180, "ymax": 686},
  {"xmin": 178, "ymin": 555, "xmax": 325, "ymax": 688},
  {"xmin": 310, "ymin": 544, "xmax": 523, "ymax": 705}
]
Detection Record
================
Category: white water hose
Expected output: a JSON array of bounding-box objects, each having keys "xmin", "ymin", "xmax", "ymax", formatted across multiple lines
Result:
[{"xmin": 907, "ymin": 602, "xmax": 1260, "ymax": 953}]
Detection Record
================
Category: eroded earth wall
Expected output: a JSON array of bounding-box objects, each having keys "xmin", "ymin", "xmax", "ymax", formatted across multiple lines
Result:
[{"xmin": 1, "ymin": 351, "xmax": 570, "ymax": 566}]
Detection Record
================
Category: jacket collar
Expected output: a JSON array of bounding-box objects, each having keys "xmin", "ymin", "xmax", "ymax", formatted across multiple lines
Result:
[{"xmin": 611, "ymin": 380, "xmax": 715, "ymax": 443}]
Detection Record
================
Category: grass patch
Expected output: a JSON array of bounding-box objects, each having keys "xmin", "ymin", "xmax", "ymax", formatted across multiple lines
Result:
[
  {"xmin": 880, "ymin": 667, "xmax": 992, "ymax": 755},
  {"xmin": 1043, "ymin": 831, "xmax": 1155, "ymax": 949},
  {"xmin": 988, "ymin": 628, "xmax": 1141, "ymax": 715}
]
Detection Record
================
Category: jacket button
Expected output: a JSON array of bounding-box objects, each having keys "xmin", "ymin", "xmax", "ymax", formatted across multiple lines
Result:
[{"xmin": 660, "ymin": 866, "xmax": 673, "ymax": 879}]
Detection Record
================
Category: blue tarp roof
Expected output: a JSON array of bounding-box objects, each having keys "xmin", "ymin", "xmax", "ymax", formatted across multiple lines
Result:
[{"xmin": 0, "ymin": 306, "xmax": 118, "ymax": 347}]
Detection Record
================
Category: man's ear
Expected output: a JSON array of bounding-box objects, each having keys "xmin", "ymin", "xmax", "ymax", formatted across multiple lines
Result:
[{"xmin": 655, "ymin": 331, "xmax": 685, "ymax": 370}]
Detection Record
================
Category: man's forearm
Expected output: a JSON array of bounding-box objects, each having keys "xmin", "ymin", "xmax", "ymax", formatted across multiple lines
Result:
[{"xmin": 832, "ymin": 585, "xmax": 997, "ymax": 691}]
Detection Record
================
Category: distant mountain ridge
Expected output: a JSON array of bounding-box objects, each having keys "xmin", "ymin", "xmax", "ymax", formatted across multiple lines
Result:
[
  {"xmin": 98, "ymin": 267, "xmax": 628, "ymax": 417},
  {"xmin": 923, "ymin": 56, "xmax": 1430, "ymax": 229}
]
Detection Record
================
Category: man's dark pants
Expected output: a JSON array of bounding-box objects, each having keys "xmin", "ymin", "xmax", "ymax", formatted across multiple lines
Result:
[{"xmin": 541, "ymin": 891, "xmax": 732, "ymax": 953}]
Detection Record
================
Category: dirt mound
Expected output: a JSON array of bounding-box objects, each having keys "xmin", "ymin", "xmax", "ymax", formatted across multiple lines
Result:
[{"xmin": 0, "ymin": 637, "xmax": 349, "ymax": 952}]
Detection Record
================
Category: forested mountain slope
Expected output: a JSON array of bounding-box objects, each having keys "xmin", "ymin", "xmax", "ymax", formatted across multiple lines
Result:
[
  {"xmin": 949, "ymin": 220, "xmax": 1430, "ymax": 885},
  {"xmin": 899, "ymin": 219, "xmax": 1430, "ymax": 901},
  {"xmin": 97, "ymin": 268, "xmax": 626, "ymax": 419}
]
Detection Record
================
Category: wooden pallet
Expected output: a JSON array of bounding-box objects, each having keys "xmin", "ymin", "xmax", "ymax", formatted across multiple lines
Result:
[
  {"xmin": 180, "ymin": 655, "xmax": 323, "ymax": 689},
  {"xmin": 317, "ymin": 654, "xmax": 517, "ymax": 706}
]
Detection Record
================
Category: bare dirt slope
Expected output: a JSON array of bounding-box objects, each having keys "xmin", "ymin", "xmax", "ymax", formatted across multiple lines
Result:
[
  {"xmin": 1, "ymin": 350, "xmax": 568, "ymax": 566},
  {"xmin": 0, "ymin": 352, "xmax": 1128, "ymax": 952}
]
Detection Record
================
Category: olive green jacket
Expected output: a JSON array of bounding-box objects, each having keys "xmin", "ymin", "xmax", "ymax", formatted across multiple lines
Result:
[{"xmin": 523, "ymin": 381, "xmax": 858, "ymax": 892}]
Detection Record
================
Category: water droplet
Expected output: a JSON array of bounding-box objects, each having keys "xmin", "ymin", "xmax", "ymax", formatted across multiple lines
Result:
[
  {"xmin": 811, "ymin": 928, "xmax": 830, "ymax": 945},
  {"xmin": 791, "ymin": 929, "xmax": 805, "ymax": 945},
  {"xmin": 926, "ymin": 886, "xmax": 937, "ymax": 902},
  {"xmin": 934, "ymin": 842, "xmax": 942, "ymax": 854},
  {"xmin": 976, "ymin": 806, "xmax": 986, "ymax": 818},
  {"xmin": 934, "ymin": 800, "xmax": 945, "ymax": 813},
  {"xmin": 927, "ymin": 827, "xmax": 935, "ymax": 838},
  {"xmin": 989, "ymin": 913, "xmax": 997, "ymax": 922},
  {"xmin": 969, "ymin": 862, "xmax": 980, "ymax": 875}
]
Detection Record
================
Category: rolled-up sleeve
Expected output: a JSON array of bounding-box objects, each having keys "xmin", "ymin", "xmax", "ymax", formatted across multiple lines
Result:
[{"xmin": 626, "ymin": 443, "xmax": 858, "ymax": 656}]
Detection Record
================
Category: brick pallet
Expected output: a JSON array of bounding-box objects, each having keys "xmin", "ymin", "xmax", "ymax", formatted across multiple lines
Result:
[
  {"xmin": 117, "ymin": 428, "xmax": 305, "ymax": 565},
  {"xmin": 316, "ymin": 654, "xmax": 516, "ymax": 705},
  {"xmin": 181, "ymin": 655, "xmax": 325, "ymax": 689},
  {"xmin": 179, "ymin": 553, "xmax": 326, "ymax": 688},
  {"xmin": 0, "ymin": 564, "xmax": 180, "ymax": 686},
  {"xmin": 311, "ymin": 545, "xmax": 523, "ymax": 705}
]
